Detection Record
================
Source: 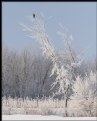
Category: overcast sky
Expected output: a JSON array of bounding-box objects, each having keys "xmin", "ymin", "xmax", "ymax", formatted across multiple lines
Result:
[{"xmin": 2, "ymin": 2, "xmax": 96, "ymax": 60}]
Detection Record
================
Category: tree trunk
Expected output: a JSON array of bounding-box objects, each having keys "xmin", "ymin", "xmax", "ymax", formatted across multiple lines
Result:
[
  {"xmin": 64, "ymin": 98, "xmax": 68, "ymax": 117},
  {"xmin": 64, "ymin": 84, "xmax": 69, "ymax": 117}
]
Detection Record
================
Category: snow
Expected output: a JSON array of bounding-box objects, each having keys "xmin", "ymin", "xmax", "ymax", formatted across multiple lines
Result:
[{"xmin": 2, "ymin": 115, "xmax": 97, "ymax": 120}]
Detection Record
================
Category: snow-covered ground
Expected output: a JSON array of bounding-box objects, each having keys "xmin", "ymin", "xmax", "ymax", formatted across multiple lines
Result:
[{"xmin": 2, "ymin": 115, "xmax": 97, "ymax": 120}]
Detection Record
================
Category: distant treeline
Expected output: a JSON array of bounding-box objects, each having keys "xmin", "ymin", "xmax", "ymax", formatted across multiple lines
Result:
[{"xmin": 2, "ymin": 46, "xmax": 96, "ymax": 99}]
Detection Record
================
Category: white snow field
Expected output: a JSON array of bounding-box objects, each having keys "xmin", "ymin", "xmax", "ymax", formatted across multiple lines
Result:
[{"xmin": 2, "ymin": 115, "xmax": 97, "ymax": 120}]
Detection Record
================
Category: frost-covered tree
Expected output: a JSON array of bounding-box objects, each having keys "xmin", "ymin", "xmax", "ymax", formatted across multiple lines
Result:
[
  {"xmin": 21, "ymin": 16, "xmax": 68, "ymax": 114},
  {"xmin": 68, "ymin": 71, "xmax": 97, "ymax": 116},
  {"xmin": 21, "ymin": 15, "xmax": 84, "ymax": 116}
]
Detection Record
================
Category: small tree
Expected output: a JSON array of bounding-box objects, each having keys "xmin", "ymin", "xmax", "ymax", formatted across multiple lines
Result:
[{"xmin": 68, "ymin": 71, "xmax": 97, "ymax": 116}]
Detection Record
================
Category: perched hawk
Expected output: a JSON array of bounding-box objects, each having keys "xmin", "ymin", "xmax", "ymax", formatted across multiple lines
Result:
[{"xmin": 33, "ymin": 13, "xmax": 35, "ymax": 18}]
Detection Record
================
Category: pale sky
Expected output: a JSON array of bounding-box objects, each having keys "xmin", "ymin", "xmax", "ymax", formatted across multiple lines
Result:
[{"xmin": 2, "ymin": 2, "xmax": 96, "ymax": 60}]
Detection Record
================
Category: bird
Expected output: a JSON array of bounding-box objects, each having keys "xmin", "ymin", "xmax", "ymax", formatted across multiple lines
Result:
[{"xmin": 33, "ymin": 13, "xmax": 35, "ymax": 18}]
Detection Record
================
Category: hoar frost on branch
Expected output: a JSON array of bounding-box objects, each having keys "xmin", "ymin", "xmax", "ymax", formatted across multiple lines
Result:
[{"xmin": 57, "ymin": 26, "xmax": 83, "ymax": 69}]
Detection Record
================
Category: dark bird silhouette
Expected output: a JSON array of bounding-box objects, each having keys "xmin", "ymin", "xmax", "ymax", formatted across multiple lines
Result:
[{"xmin": 33, "ymin": 13, "xmax": 35, "ymax": 18}]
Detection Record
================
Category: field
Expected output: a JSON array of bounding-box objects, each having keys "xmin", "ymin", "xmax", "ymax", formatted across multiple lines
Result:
[
  {"xmin": 2, "ymin": 115, "xmax": 96, "ymax": 120},
  {"xmin": 2, "ymin": 96, "xmax": 96, "ymax": 120},
  {"xmin": 2, "ymin": 97, "xmax": 97, "ymax": 117}
]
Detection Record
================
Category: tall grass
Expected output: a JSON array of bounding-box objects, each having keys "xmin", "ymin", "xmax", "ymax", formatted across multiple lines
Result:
[
  {"xmin": 2, "ymin": 96, "xmax": 65, "ymax": 109},
  {"xmin": 2, "ymin": 96, "xmax": 97, "ymax": 116},
  {"xmin": 2, "ymin": 97, "xmax": 65, "ymax": 115}
]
